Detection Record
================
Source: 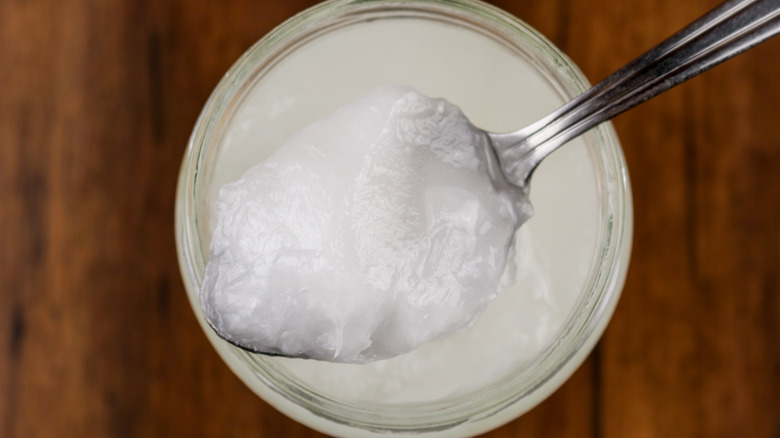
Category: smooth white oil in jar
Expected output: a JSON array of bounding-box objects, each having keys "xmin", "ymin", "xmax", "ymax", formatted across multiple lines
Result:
[{"xmin": 213, "ymin": 18, "xmax": 598, "ymax": 402}]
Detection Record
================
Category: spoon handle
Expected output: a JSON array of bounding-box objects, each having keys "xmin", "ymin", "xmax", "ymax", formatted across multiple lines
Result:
[{"xmin": 495, "ymin": 0, "xmax": 780, "ymax": 186}]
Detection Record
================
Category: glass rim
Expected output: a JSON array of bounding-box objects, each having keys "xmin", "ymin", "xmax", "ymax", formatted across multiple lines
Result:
[{"xmin": 175, "ymin": 0, "xmax": 632, "ymax": 435}]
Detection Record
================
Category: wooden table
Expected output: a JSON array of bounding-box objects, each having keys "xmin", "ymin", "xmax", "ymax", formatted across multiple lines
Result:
[{"xmin": 1, "ymin": 0, "xmax": 778, "ymax": 436}]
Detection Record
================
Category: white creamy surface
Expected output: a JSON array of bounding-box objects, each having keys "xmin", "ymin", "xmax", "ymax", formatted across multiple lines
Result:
[
  {"xmin": 205, "ymin": 18, "xmax": 600, "ymax": 404},
  {"xmin": 201, "ymin": 86, "xmax": 530, "ymax": 363}
]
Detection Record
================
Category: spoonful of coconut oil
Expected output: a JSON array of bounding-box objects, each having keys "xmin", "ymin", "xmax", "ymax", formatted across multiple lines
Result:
[{"xmin": 200, "ymin": 0, "xmax": 779, "ymax": 363}]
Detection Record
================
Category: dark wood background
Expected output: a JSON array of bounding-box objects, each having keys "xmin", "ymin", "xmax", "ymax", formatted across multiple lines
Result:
[{"xmin": 1, "ymin": 0, "xmax": 778, "ymax": 436}]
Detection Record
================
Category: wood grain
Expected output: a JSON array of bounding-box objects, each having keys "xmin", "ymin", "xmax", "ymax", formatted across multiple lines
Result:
[{"xmin": 1, "ymin": 0, "xmax": 778, "ymax": 437}]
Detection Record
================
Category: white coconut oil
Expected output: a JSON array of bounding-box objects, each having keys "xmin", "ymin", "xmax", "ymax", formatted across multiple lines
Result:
[{"xmin": 206, "ymin": 17, "xmax": 600, "ymax": 404}]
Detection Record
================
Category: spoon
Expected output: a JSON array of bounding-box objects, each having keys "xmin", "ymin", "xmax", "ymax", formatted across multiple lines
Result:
[
  {"xmin": 489, "ymin": 0, "xmax": 780, "ymax": 190},
  {"xmin": 212, "ymin": 0, "xmax": 779, "ymax": 358}
]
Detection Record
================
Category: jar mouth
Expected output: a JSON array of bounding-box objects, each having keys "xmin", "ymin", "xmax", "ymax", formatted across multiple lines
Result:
[{"xmin": 175, "ymin": 0, "xmax": 632, "ymax": 435}]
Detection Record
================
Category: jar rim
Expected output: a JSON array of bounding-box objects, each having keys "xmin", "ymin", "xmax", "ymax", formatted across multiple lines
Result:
[{"xmin": 175, "ymin": 0, "xmax": 632, "ymax": 435}]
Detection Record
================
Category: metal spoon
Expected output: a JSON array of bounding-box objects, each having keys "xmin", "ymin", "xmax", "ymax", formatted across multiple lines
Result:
[
  {"xmin": 489, "ymin": 0, "xmax": 780, "ymax": 190},
  {"xmin": 214, "ymin": 0, "xmax": 780, "ymax": 358}
]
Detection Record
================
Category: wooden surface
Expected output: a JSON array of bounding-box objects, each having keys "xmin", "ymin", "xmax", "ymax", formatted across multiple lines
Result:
[{"xmin": 1, "ymin": 0, "xmax": 778, "ymax": 436}]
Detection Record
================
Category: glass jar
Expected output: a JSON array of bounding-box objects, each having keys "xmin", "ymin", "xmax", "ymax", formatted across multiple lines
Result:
[{"xmin": 175, "ymin": 0, "xmax": 632, "ymax": 436}]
